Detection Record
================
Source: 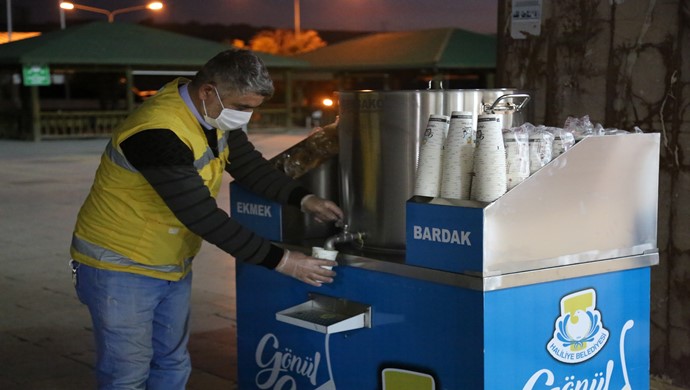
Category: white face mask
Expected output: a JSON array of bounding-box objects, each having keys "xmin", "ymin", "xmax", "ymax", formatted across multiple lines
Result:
[{"xmin": 202, "ymin": 87, "xmax": 253, "ymax": 131}]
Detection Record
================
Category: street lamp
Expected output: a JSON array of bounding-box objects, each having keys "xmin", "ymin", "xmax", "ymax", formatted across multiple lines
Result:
[
  {"xmin": 6, "ymin": 0, "xmax": 12, "ymax": 42},
  {"xmin": 59, "ymin": 1, "xmax": 163, "ymax": 23},
  {"xmin": 294, "ymin": 0, "xmax": 300, "ymax": 37}
]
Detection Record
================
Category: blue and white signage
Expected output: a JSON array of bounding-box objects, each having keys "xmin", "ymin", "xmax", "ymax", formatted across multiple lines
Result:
[
  {"xmin": 230, "ymin": 182, "xmax": 282, "ymax": 241},
  {"xmin": 485, "ymin": 267, "xmax": 650, "ymax": 389},
  {"xmin": 236, "ymin": 260, "xmax": 651, "ymax": 389},
  {"xmin": 405, "ymin": 200, "xmax": 484, "ymax": 273}
]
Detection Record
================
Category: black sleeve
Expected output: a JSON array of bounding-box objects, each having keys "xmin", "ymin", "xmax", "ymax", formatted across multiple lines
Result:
[
  {"xmin": 120, "ymin": 129, "xmax": 284, "ymax": 268},
  {"xmin": 225, "ymin": 129, "xmax": 311, "ymax": 206}
]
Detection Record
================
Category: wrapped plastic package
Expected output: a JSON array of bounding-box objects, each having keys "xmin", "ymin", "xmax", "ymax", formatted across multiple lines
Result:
[{"xmin": 503, "ymin": 124, "xmax": 530, "ymax": 190}]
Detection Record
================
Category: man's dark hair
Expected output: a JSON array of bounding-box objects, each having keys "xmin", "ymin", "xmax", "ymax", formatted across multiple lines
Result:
[{"xmin": 192, "ymin": 48, "xmax": 274, "ymax": 98}]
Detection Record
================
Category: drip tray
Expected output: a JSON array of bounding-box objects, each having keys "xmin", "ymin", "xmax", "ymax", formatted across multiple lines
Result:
[{"xmin": 276, "ymin": 293, "xmax": 372, "ymax": 334}]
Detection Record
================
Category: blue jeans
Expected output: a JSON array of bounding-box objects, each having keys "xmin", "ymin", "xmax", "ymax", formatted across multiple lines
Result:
[{"xmin": 73, "ymin": 261, "xmax": 192, "ymax": 390}]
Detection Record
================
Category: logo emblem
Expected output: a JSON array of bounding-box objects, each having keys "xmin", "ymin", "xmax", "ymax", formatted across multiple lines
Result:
[{"xmin": 547, "ymin": 288, "xmax": 609, "ymax": 364}]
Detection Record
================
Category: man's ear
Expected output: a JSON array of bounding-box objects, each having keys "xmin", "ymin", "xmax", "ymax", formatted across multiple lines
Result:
[{"xmin": 198, "ymin": 83, "xmax": 215, "ymax": 101}]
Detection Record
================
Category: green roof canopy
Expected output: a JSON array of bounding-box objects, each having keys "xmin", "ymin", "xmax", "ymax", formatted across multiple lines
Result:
[
  {"xmin": 0, "ymin": 21, "xmax": 308, "ymax": 69},
  {"xmin": 296, "ymin": 28, "xmax": 496, "ymax": 71}
]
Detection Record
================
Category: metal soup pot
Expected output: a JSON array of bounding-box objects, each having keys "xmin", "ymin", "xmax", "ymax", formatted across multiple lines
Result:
[{"xmin": 337, "ymin": 89, "xmax": 531, "ymax": 253}]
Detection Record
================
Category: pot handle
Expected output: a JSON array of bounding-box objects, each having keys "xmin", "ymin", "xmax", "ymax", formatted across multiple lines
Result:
[
  {"xmin": 426, "ymin": 80, "xmax": 444, "ymax": 90},
  {"xmin": 484, "ymin": 93, "xmax": 531, "ymax": 113}
]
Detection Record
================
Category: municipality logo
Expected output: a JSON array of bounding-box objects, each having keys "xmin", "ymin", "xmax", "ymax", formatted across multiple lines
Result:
[{"xmin": 547, "ymin": 288, "xmax": 609, "ymax": 364}]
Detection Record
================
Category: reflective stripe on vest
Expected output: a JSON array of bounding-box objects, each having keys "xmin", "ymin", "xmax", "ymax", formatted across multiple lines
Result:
[
  {"xmin": 106, "ymin": 140, "xmax": 138, "ymax": 172},
  {"xmin": 106, "ymin": 134, "xmax": 228, "ymax": 173},
  {"xmin": 218, "ymin": 131, "xmax": 230, "ymax": 154},
  {"xmin": 193, "ymin": 131, "xmax": 231, "ymax": 170},
  {"xmin": 71, "ymin": 234, "xmax": 192, "ymax": 274}
]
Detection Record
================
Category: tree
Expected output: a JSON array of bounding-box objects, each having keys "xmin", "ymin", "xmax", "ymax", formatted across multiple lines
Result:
[
  {"xmin": 228, "ymin": 39, "xmax": 247, "ymax": 49},
  {"xmin": 249, "ymin": 29, "xmax": 326, "ymax": 56}
]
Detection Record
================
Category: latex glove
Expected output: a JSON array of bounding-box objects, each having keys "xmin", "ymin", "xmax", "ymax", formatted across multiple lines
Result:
[
  {"xmin": 275, "ymin": 249, "xmax": 337, "ymax": 286},
  {"xmin": 301, "ymin": 194, "xmax": 344, "ymax": 224}
]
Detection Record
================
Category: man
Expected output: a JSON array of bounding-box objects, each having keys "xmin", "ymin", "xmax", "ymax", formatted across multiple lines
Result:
[{"xmin": 69, "ymin": 48, "xmax": 343, "ymax": 389}]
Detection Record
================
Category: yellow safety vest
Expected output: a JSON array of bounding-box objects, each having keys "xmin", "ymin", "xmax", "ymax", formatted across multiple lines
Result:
[{"xmin": 70, "ymin": 78, "xmax": 229, "ymax": 281}]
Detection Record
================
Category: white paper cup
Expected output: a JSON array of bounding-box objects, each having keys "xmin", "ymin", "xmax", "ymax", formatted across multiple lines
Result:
[
  {"xmin": 471, "ymin": 114, "xmax": 506, "ymax": 202},
  {"xmin": 413, "ymin": 114, "xmax": 449, "ymax": 197},
  {"xmin": 440, "ymin": 111, "xmax": 473, "ymax": 199},
  {"xmin": 312, "ymin": 246, "xmax": 338, "ymax": 269}
]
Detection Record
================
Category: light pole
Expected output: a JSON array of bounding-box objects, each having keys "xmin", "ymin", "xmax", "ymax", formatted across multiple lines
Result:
[
  {"xmin": 59, "ymin": 0, "xmax": 66, "ymax": 29},
  {"xmin": 6, "ymin": 0, "xmax": 12, "ymax": 42},
  {"xmin": 294, "ymin": 0, "xmax": 300, "ymax": 37},
  {"xmin": 59, "ymin": 1, "xmax": 163, "ymax": 23}
]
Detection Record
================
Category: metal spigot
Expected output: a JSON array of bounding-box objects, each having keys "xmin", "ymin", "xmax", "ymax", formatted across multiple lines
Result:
[{"xmin": 324, "ymin": 224, "xmax": 367, "ymax": 250}]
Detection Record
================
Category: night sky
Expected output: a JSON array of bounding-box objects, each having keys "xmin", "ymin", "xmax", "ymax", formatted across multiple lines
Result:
[{"xmin": 17, "ymin": 0, "xmax": 498, "ymax": 34}]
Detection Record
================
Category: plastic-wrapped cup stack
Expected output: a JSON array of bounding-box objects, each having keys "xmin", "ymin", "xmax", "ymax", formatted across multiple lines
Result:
[
  {"xmin": 470, "ymin": 114, "xmax": 507, "ymax": 202},
  {"xmin": 552, "ymin": 136, "xmax": 566, "ymax": 158},
  {"xmin": 414, "ymin": 114, "xmax": 449, "ymax": 197},
  {"xmin": 440, "ymin": 111, "xmax": 474, "ymax": 199},
  {"xmin": 551, "ymin": 128, "xmax": 575, "ymax": 158},
  {"xmin": 504, "ymin": 128, "xmax": 530, "ymax": 190},
  {"xmin": 529, "ymin": 128, "xmax": 554, "ymax": 174}
]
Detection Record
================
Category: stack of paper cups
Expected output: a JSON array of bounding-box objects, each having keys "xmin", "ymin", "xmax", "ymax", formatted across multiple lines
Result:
[
  {"xmin": 470, "ymin": 114, "xmax": 507, "ymax": 202},
  {"xmin": 414, "ymin": 114, "xmax": 449, "ymax": 197},
  {"xmin": 440, "ymin": 111, "xmax": 474, "ymax": 199},
  {"xmin": 504, "ymin": 129, "xmax": 530, "ymax": 190}
]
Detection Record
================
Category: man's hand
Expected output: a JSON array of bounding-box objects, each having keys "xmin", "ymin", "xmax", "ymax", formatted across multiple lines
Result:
[
  {"xmin": 301, "ymin": 195, "xmax": 344, "ymax": 223},
  {"xmin": 275, "ymin": 250, "xmax": 337, "ymax": 286}
]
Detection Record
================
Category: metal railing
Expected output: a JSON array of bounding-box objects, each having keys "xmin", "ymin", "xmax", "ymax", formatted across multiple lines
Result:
[
  {"xmin": 40, "ymin": 110, "xmax": 129, "ymax": 138},
  {"xmin": 0, "ymin": 108, "xmax": 295, "ymax": 140}
]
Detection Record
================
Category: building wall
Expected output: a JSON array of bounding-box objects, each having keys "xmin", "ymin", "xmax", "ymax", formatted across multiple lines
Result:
[{"xmin": 497, "ymin": 0, "xmax": 689, "ymax": 387}]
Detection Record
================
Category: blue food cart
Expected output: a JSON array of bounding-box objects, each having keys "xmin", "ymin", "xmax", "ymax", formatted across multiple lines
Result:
[{"xmin": 231, "ymin": 133, "xmax": 659, "ymax": 389}]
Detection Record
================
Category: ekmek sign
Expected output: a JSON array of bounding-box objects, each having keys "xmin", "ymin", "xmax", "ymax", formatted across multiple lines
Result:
[{"xmin": 230, "ymin": 182, "xmax": 282, "ymax": 241}]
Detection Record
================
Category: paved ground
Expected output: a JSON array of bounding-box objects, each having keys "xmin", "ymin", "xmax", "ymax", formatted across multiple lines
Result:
[{"xmin": 0, "ymin": 129, "xmax": 309, "ymax": 390}]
